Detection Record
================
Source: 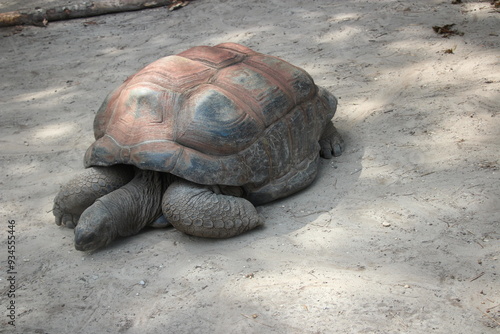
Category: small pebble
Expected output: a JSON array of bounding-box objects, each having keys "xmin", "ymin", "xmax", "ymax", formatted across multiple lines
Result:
[{"xmin": 382, "ymin": 222, "xmax": 391, "ymax": 227}]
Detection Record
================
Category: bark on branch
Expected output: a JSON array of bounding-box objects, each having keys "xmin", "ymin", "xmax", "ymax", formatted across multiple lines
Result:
[{"xmin": 0, "ymin": 0, "xmax": 189, "ymax": 27}]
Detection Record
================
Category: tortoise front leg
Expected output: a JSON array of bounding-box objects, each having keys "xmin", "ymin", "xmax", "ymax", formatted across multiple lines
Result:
[
  {"xmin": 53, "ymin": 165, "xmax": 134, "ymax": 228},
  {"xmin": 162, "ymin": 180, "xmax": 262, "ymax": 238}
]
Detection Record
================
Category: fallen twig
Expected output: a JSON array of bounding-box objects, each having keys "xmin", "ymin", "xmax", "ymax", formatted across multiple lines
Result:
[
  {"xmin": 475, "ymin": 240, "xmax": 484, "ymax": 248},
  {"xmin": 477, "ymin": 307, "xmax": 500, "ymax": 327},
  {"xmin": 0, "ymin": 0, "xmax": 190, "ymax": 27},
  {"xmin": 469, "ymin": 272, "xmax": 485, "ymax": 282},
  {"xmin": 487, "ymin": 304, "xmax": 500, "ymax": 312}
]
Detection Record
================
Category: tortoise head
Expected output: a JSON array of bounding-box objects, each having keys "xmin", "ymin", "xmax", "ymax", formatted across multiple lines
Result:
[{"xmin": 74, "ymin": 201, "xmax": 117, "ymax": 251}]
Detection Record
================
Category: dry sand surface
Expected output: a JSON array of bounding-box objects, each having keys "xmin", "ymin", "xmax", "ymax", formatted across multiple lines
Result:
[{"xmin": 1, "ymin": 0, "xmax": 499, "ymax": 333}]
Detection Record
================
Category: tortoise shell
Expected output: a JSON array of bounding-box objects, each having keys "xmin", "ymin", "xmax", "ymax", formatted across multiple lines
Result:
[{"xmin": 84, "ymin": 43, "xmax": 337, "ymax": 201}]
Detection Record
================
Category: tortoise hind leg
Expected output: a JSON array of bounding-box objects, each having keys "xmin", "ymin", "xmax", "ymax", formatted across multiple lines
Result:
[
  {"xmin": 162, "ymin": 180, "xmax": 262, "ymax": 238},
  {"xmin": 319, "ymin": 121, "xmax": 344, "ymax": 158},
  {"xmin": 53, "ymin": 165, "xmax": 134, "ymax": 228}
]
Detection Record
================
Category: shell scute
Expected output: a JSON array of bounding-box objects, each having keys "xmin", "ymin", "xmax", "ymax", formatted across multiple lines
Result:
[
  {"xmin": 133, "ymin": 55, "xmax": 215, "ymax": 91},
  {"xmin": 178, "ymin": 45, "xmax": 246, "ymax": 69},
  {"xmin": 245, "ymin": 55, "xmax": 317, "ymax": 105},
  {"xmin": 177, "ymin": 85, "xmax": 263, "ymax": 155},
  {"xmin": 214, "ymin": 63, "xmax": 293, "ymax": 127}
]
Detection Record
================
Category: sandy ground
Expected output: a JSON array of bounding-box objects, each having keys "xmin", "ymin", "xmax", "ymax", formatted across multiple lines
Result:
[{"xmin": 1, "ymin": 0, "xmax": 499, "ymax": 333}]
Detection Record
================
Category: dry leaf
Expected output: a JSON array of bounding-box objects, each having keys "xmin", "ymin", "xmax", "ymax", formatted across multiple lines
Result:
[{"xmin": 432, "ymin": 24, "xmax": 464, "ymax": 37}]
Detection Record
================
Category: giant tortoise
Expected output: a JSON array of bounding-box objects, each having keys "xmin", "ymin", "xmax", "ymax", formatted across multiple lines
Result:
[{"xmin": 53, "ymin": 43, "xmax": 344, "ymax": 251}]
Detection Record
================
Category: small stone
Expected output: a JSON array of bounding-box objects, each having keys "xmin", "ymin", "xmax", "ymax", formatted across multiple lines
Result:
[{"xmin": 382, "ymin": 222, "xmax": 391, "ymax": 227}]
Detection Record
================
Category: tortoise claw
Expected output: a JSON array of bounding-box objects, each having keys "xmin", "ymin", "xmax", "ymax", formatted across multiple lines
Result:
[
  {"xmin": 62, "ymin": 214, "xmax": 78, "ymax": 229},
  {"xmin": 333, "ymin": 143, "xmax": 343, "ymax": 157},
  {"xmin": 54, "ymin": 211, "xmax": 79, "ymax": 229}
]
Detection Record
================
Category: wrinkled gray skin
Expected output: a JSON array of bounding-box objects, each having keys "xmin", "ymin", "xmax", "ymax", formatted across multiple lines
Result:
[{"xmin": 53, "ymin": 123, "xmax": 343, "ymax": 251}]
